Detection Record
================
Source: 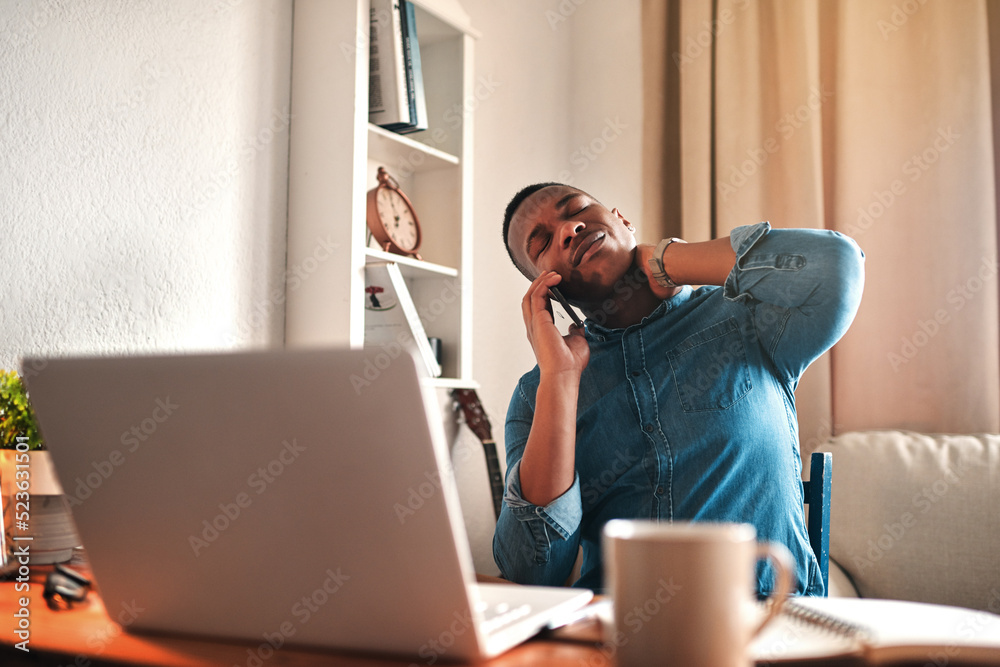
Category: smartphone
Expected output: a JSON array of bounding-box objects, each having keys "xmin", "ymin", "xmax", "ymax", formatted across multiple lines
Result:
[{"xmin": 548, "ymin": 287, "xmax": 584, "ymax": 328}]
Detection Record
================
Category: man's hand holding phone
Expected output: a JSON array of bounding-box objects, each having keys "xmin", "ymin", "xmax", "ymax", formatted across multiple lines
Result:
[
  {"xmin": 521, "ymin": 271, "xmax": 590, "ymax": 379},
  {"xmin": 517, "ymin": 271, "xmax": 588, "ymax": 507},
  {"xmin": 548, "ymin": 286, "xmax": 584, "ymax": 328}
]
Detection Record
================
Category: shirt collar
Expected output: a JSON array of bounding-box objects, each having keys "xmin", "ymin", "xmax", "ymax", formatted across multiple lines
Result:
[{"xmin": 584, "ymin": 286, "xmax": 693, "ymax": 340}]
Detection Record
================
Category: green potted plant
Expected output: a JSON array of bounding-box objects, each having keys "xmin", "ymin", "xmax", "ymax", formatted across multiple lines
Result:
[
  {"xmin": 0, "ymin": 370, "xmax": 44, "ymax": 451},
  {"xmin": 0, "ymin": 369, "xmax": 79, "ymax": 564}
]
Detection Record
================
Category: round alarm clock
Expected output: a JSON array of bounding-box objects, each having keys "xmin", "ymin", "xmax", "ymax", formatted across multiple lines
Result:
[{"xmin": 366, "ymin": 166, "xmax": 422, "ymax": 260}]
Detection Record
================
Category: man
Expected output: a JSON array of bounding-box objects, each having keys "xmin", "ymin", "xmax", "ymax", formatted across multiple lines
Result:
[{"xmin": 493, "ymin": 182, "xmax": 864, "ymax": 596}]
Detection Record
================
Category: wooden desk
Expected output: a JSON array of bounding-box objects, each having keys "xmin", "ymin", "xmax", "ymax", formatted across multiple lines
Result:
[{"xmin": 0, "ymin": 566, "xmax": 610, "ymax": 667}]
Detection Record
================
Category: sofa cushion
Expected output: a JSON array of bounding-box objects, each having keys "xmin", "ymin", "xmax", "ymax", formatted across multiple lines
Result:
[
  {"xmin": 823, "ymin": 430, "xmax": 1000, "ymax": 611},
  {"xmin": 827, "ymin": 558, "xmax": 860, "ymax": 598}
]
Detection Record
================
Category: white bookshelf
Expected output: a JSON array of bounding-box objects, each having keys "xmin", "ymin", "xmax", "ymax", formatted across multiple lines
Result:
[{"xmin": 286, "ymin": 0, "xmax": 477, "ymax": 387}]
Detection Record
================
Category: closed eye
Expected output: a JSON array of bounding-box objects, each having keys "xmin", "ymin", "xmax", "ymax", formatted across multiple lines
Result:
[{"xmin": 535, "ymin": 234, "xmax": 551, "ymax": 259}]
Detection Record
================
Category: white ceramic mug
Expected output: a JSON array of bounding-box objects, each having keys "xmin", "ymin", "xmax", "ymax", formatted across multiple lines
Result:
[{"xmin": 602, "ymin": 520, "xmax": 794, "ymax": 667}]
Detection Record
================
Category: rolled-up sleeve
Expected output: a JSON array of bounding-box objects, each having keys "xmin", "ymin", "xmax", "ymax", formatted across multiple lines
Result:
[
  {"xmin": 492, "ymin": 383, "xmax": 584, "ymax": 587},
  {"xmin": 724, "ymin": 222, "xmax": 865, "ymax": 382}
]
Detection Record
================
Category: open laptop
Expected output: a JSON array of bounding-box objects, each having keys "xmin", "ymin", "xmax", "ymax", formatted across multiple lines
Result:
[{"xmin": 23, "ymin": 348, "xmax": 592, "ymax": 662}]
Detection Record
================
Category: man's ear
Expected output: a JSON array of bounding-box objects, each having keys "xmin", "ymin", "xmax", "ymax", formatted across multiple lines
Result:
[{"xmin": 611, "ymin": 207, "xmax": 635, "ymax": 232}]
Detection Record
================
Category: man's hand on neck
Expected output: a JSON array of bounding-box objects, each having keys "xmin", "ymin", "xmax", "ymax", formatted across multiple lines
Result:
[
  {"xmin": 576, "ymin": 237, "xmax": 739, "ymax": 330},
  {"xmin": 578, "ymin": 252, "xmax": 671, "ymax": 329}
]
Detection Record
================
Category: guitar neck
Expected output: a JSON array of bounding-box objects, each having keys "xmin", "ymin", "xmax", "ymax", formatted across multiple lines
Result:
[
  {"xmin": 451, "ymin": 389, "xmax": 504, "ymax": 521},
  {"xmin": 480, "ymin": 438, "xmax": 504, "ymax": 519}
]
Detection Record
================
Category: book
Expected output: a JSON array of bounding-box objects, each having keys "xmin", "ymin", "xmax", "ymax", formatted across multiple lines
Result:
[
  {"xmin": 390, "ymin": 1, "xmax": 428, "ymax": 134},
  {"xmin": 380, "ymin": 1, "xmax": 428, "ymax": 135},
  {"xmin": 755, "ymin": 597, "xmax": 1000, "ymax": 664},
  {"xmin": 551, "ymin": 597, "xmax": 1000, "ymax": 665},
  {"xmin": 364, "ymin": 262, "xmax": 441, "ymax": 378},
  {"xmin": 368, "ymin": 0, "xmax": 409, "ymax": 128}
]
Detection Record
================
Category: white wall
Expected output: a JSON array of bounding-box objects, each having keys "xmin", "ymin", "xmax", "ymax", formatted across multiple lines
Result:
[{"xmin": 0, "ymin": 1, "xmax": 292, "ymax": 369}]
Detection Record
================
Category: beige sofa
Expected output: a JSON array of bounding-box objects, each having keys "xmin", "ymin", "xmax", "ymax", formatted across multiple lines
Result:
[{"xmin": 817, "ymin": 431, "xmax": 1000, "ymax": 612}]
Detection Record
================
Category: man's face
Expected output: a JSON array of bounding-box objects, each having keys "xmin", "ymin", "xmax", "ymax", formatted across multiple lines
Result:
[{"xmin": 508, "ymin": 185, "xmax": 637, "ymax": 303}]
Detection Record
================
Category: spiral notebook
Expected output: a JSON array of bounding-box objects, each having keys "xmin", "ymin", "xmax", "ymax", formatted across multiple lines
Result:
[
  {"xmin": 555, "ymin": 597, "xmax": 1000, "ymax": 664},
  {"xmin": 752, "ymin": 597, "xmax": 1000, "ymax": 664}
]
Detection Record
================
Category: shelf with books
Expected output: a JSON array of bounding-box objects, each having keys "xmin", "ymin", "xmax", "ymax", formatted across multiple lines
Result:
[{"xmin": 286, "ymin": 0, "xmax": 475, "ymax": 388}]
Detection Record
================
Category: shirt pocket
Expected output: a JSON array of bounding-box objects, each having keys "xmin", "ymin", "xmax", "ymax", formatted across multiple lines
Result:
[{"xmin": 667, "ymin": 318, "xmax": 752, "ymax": 412}]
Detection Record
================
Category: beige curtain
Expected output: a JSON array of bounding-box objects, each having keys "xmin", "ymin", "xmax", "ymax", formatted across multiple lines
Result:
[{"xmin": 643, "ymin": 0, "xmax": 1000, "ymax": 441}]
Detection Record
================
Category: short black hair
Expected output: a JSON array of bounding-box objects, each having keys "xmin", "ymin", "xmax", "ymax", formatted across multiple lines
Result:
[{"xmin": 502, "ymin": 182, "xmax": 567, "ymax": 278}]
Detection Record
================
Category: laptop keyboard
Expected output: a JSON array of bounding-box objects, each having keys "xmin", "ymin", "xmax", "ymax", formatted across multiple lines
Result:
[{"xmin": 476, "ymin": 600, "xmax": 533, "ymax": 635}]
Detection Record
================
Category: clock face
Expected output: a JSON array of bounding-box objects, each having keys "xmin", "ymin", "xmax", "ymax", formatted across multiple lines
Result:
[{"xmin": 377, "ymin": 187, "xmax": 419, "ymax": 251}]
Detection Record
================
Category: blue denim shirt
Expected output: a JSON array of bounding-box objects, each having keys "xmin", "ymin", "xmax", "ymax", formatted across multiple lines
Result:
[{"xmin": 493, "ymin": 223, "xmax": 865, "ymax": 596}]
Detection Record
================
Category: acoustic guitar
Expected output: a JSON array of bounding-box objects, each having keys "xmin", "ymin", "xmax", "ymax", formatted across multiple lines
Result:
[{"xmin": 452, "ymin": 388, "xmax": 503, "ymax": 520}]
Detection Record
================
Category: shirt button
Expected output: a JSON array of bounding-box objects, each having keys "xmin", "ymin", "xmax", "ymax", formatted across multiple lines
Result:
[
  {"xmin": 644, "ymin": 424, "xmax": 654, "ymax": 432},
  {"xmin": 656, "ymin": 486, "xmax": 665, "ymax": 495},
  {"xmin": 631, "ymin": 370, "xmax": 641, "ymax": 377}
]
